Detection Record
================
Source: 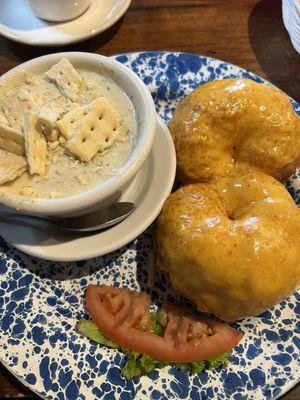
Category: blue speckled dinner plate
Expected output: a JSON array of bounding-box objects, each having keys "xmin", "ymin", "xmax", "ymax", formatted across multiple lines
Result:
[{"xmin": 0, "ymin": 52, "xmax": 299, "ymax": 400}]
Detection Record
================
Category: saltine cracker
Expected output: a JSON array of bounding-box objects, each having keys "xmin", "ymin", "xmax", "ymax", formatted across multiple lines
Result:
[
  {"xmin": 57, "ymin": 96, "xmax": 123, "ymax": 162},
  {"xmin": 44, "ymin": 58, "xmax": 83, "ymax": 102},
  {"xmin": 0, "ymin": 149, "xmax": 27, "ymax": 184},
  {"xmin": 37, "ymin": 99, "xmax": 73, "ymax": 142},
  {"xmin": 24, "ymin": 111, "xmax": 47, "ymax": 176},
  {"xmin": 1, "ymin": 89, "xmax": 39, "ymax": 131},
  {"xmin": 0, "ymin": 123, "xmax": 25, "ymax": 156}
]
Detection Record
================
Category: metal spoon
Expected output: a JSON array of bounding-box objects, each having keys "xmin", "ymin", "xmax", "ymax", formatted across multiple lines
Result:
[{"xmin": 0, "ymin": 202, "xmax": 135, "ymax": 232}]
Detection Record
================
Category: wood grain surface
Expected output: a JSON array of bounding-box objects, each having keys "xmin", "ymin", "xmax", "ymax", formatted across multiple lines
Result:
[{"xmin": 0, "ymin": 0, "xmax": 299, "ymax": 399}]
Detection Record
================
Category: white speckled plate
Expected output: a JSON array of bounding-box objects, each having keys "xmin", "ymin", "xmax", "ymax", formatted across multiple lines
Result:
[
  {"xmin": 0, "ymin": 0, "xmax": 131, "ymax": 46},
  {"xmin": 0, "ymin": 52, "xmax": 299, "ymax": 400}
]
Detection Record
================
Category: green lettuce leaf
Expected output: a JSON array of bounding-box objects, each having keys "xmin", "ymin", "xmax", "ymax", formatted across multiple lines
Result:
[
  {"xmin": 122, "ymin": 352, "xmax": 144, "ymax": 380},
  {"xmin": 149, "ymin": 311, "xmax": 165, "ymax": 336},
  {"xmin": 121, "ymin": 352, "xmax": 230, "ymax": 379},
  {"xmin": 122, "ymin": 353, "xmax": 166, "ymax": 379},
  {"xmin": 206, "ymin": 352, "xmax": 230, "ymax": 369},
  {"xmin": 173, "ymin": 360, "xmax": 206, "ymax": 374},
  {"xmin": 77, "ymin": 319, "xmax": 119, "ymax": 349},
  {"xmin": 77, "ymin": 318, "xmax": 231, "ymax": 379}
]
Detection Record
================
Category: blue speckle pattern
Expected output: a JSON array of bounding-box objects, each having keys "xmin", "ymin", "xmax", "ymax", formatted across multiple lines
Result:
[{"xmin": 0, "ymin": 52, "xmax": 299, "ymax": 400}]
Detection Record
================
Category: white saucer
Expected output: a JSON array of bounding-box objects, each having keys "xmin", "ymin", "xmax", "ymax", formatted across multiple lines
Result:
[
  {"xmin": 0, "ymin": 117, "xmax": 176, "ymax": 261},
  {"xmin": 0, "ymin": 0, "xmax": 131, "ymax": 46}
]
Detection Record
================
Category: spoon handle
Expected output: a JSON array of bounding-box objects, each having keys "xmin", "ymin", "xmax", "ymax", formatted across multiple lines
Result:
[
  {"xmin": 55, "ymin": 202, "xmax": 135, "ymax": 231},
  {"xmin": 0, "ymin": 202, "xmax": 135, "ymax": 232},
  {"xmin": 0, "ymin": 211, "xmax": 52, "ymax": 224}
]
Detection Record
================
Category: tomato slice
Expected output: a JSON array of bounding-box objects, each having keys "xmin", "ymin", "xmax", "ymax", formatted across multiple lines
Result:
[{"xmin": 86, "ymin": 284, "xmax": 243, "ymax": 363}]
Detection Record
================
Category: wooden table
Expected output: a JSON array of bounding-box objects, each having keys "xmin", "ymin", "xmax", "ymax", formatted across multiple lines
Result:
[{"xmin": 0, "ymin": 0, "xmax": 299, "ymax": 398}]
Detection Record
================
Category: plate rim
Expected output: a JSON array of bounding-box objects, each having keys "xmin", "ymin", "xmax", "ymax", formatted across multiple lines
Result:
[
  {"xmin": 112, "ymin": 50, "xmax": 294, "ymax": 98},
  {"xmin": 0, "ymin": 0, "xmax": 132, "ymax": 46}
]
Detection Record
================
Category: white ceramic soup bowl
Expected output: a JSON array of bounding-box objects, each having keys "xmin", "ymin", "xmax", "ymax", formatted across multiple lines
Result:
[{"xmin": 0, "ymin": 52, "xmax": 156, "ymax": 216}]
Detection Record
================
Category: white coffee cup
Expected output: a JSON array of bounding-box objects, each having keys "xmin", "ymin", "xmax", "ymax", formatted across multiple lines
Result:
[{"xmin": 28, "ymin": 0, "xmax": 91, "ymax": 22}]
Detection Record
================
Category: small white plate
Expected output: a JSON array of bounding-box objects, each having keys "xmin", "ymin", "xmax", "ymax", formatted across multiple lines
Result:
[
  {"xmin": 0, "ymin": 0, "xmax": 131, "ymax": 46},
  {"xmin": 0, "ymin": 116, "xmax": 176, "ymax": 261}
]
